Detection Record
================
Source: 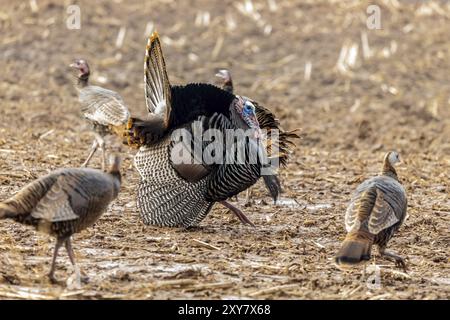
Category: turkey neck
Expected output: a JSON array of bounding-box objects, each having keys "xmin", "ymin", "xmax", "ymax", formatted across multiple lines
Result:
[
  {"xmin": 108, "ymin": 170, "xmax": 122, "ymax": 196},
  {"xmin": 77, "ymin": 73, "xmax": 90, "ymax": 88},
  {"xmin": 381, "ymin": 160, "xmax": 398, "ymax": 180},
  {"xmin": 223, "ymin": 80, "xmax": 233, "ymax": 93}
]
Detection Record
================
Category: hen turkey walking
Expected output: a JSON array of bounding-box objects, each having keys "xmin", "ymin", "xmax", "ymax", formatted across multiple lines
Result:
[
  {"xmin": 0, "ymin": 155, "xmax": 122, "ymax": 284},
  {"xmin": 70, "ymin": 59, "xmax": 130, "ymax": 170},
  {"xmin": 125, "ymin": 32, "xmax": 279, "ymax": 228},
  {"xmin": 215, "ymin": 69, "xmax": 299, "ymax": 204},
  {"xmin": 335, "ymin": 151, "xmax": 408, "ymax": 271}
]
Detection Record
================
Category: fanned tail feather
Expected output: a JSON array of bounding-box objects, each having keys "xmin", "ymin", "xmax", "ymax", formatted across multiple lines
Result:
[
  {"xmin": 144, "ymin": 31, "xmax": 171, "ymax": 117},
  {"xmin": 124, "ymin": 116, "xmax": 166, "ymax": 147}
]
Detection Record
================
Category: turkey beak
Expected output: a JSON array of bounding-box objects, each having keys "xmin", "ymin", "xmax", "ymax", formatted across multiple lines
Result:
[{"xmin": 69, "ymin": 63, "xmax": 77, "ymax": 69}]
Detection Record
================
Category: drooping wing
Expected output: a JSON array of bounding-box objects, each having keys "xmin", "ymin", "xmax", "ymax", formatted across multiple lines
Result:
[
  {"xmin": 133, "ymin": 134, "xmax": 213, "ymax": 228},
  {"xmin": 169, "ymin": 127, "xmax": 209, "ymax": 183},
  {"xmin": 169, "ymin": 112, "xmax": 256, "ymax": 185},
  {"xmin": 79, "ymin": 86, "xmax": 130, "ymax": 126},
  {"xmin": 169, "ymin": 114, "xmax": 225, "ymax": 183},
  {"xmin": 31, "ymin": 175, "xmax": 80, "ymax": 223},
  {"xmin": 144, "ymin": 31, "xmax": 171, "ymax": 122}
]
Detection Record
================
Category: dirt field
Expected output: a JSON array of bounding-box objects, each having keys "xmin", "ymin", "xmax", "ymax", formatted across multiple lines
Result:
[{"xmin": 0, "ymin": 0, "xmax": 448, "ymax": 299}]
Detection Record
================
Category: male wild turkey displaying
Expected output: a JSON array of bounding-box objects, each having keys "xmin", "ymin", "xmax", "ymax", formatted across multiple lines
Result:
[
  {"xmin": 335, "ymin": 151, "xmax": 408, "ymax": 271},
  {"xmin": 0, "ymin": 155, "xmax": 122, "ymax": 283},
  {"xmin": 125, "ymin": 32, "xmax": 283, "ymax": 228},
  {"xmin": 215, "ymin": 69, "xmax": 299, "ymax": 204},
  {"xmin": 70, "ymin": 59, "xmax": 130, "ymax": 170}
]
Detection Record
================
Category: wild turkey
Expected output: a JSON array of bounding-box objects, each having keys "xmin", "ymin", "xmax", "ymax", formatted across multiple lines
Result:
[
  {"xmin": 70, "ymin": 59, "xmax": 130, "ymax": 170},
  {"xmin": 0, "ymin": 155, "xmax": 122, "ymax": 284},
  {"xmin": 215, "ymin": 69, "xmax": 299, "ymax": 204},
  {"xmin": 335, "ymin": 151, "xmax": 408, "ymax": 271},
  {"xmin": 124, "ymin": 32, "xmax": 276, "ymax": 228}
]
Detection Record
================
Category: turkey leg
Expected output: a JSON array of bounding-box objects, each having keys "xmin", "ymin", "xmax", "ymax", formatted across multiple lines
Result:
[
  {"xmin": 220, "ymin": 201, "xmax": 255, "ymax": 227},
  {"xmin": 98, "ymin": 137, "xmax": 107, "ymax": 172},
  {"xmin": 48, "ymin": 238, "xmax": 64, "ymax": 284},
  {"xmin": 82, "ymin": 132, "xmax": 106, "ymax": 170},
  {"xmin": 82, "ymin": 139, "xmax": 99, "ymax": 168},
  {"xmin": 65, "ymin": 238, "xmax": 89, "ymax": 284},
  {"xmin": 379, "ymin": 247, "xmax": 407, "ymax": 272},
  {"xmin": 244, "ymin": 188, "xmax": 253, "ymax": 206}
]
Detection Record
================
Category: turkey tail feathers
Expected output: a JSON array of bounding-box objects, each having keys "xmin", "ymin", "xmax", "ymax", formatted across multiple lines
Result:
[
  {"xmin": 125, "ymin": 116, "xmax": 167, "ymax": 147},
  {"xmin": 0, "ymin": 203, "xmax": 17, "ymax": 220},
  {"xmin": 335, "ymin": 232, "xmax": 373, "ymax": 266}
]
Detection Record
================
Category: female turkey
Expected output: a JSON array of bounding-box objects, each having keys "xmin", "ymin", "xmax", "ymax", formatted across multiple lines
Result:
[
  {"xmin": 335, "ymin": 151, "xmax": 408, "ymax": 271},
  {"xmin": 215, "ymin": 69, "xmax": 299, "ymax": 204},
  {"xmin": 0, "ymin": 155, "xmax": 122, "ymax": 284},
  {"xmin": 70, "ymin": 59, "xmax": 130, "ymax": 170},
  {"xmin": 125, "ymin": 32, "xmax": 271, "ymax": 228},
  {"xmin": 215, "ymin": 69, "xmax": 234, "ymax": 93}
]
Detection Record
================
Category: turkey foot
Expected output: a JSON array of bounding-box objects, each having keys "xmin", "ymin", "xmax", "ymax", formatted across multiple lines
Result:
[
  {"xmin": 379, "ymin": 248, "xmax": 407, "ymax": 272},
  {"xmin": 48, "ymin": 273, "xmax": 64, "ymax": 285}
]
